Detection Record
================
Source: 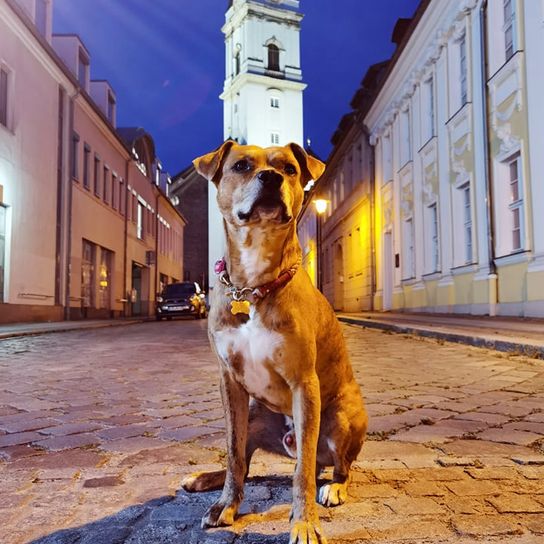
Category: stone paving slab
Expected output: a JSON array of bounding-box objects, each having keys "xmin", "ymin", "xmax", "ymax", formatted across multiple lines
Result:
[{"xmin": 0, "ymin": 321, "xmax": 543, "ymax": 543}]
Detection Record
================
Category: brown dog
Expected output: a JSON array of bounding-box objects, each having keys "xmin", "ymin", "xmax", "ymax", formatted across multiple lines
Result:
[{"xmin": 182, "ymin": 141, "xmax": 368, "ymax": 544}]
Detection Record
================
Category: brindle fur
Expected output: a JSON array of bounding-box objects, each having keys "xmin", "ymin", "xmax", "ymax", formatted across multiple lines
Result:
[{"xmin": 182, "ymin": 141, "xmax": 368, "ymax": 544}]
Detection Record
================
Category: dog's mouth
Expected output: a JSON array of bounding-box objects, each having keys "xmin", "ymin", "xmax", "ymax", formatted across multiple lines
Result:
[{"xmin": 237, "ymin": 197, "xmax": 291, "ymax": 224}]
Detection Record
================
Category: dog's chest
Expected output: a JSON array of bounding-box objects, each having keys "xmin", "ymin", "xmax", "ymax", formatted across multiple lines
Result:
[{"xmin": 213, "ymin": 318, "xmax": 290, "ymax": 412}]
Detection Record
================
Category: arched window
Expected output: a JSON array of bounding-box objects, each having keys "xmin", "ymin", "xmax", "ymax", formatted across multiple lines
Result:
[
  {"xmin": 267, "ymin": 44, "xmax": 280, "ymax": 71},
  {"xmin": 234, "ymin": 52, "xmax": 240, "ymax": 76}
]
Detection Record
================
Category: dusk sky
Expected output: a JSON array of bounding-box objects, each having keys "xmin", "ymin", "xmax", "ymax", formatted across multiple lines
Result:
[{"xmin": 53, "ymin": 0, "xmax": 420, "ymax": 175}]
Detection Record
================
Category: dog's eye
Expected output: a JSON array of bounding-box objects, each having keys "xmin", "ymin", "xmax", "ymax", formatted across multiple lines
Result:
[
  {"xmin": 233, "ymin": 160, "xmax": 251, "ymax": 172},
  {"xmin": 285, "ymin": 163, "xmax": 297, "ymax": 176}
]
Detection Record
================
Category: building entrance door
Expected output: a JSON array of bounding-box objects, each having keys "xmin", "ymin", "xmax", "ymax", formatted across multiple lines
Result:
[
  {"xmin": 333, "ymin": 242, "xmax": 344, "ymax": 311},
  {"xmin": 131, "ymin": 262, "xmax": 142, "ymax": 316},
  {"xmin": 383, "ymin": 232, "xmax": 393, "ymax": 311},
  {"xmin": 81, "ymin": 240, "xmax": 95, "ymax": 316}
]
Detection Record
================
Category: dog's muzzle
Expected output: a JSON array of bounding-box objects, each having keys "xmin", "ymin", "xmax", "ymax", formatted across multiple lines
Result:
[{"xmin": 237, "ymin": 170, "xmax": 291, "ymax": 223}]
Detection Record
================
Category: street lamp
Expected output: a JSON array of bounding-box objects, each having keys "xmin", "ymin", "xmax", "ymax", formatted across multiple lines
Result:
[{"xmin": 313, "ymin": 199, "xmax": 329, "ymax": 292}]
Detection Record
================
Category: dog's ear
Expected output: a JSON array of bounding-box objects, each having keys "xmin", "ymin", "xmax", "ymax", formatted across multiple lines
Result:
[
  {"xmin": 193, "ymin": 140, "xmax": 236, "ymax": 184},
  {"xmin": 288, "ymin": 143, "xmax": 326, "ymax": 185}
]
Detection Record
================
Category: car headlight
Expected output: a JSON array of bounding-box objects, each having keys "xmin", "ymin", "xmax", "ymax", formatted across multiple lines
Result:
[
  {"xmin": 157, "ymin": 296, "xmax": 163, "ymax": 303},
  {"xmin": 162, "ymin": 305, "xmax": 168, "ymax": 310}
]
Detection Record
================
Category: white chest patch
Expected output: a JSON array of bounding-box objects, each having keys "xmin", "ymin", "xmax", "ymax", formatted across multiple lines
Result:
[{"xmin": 213, "ymin": 315, "xmax": 285, "ymax": 406}]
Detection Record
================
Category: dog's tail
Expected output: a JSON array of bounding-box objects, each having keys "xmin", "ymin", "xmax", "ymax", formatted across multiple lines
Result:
[{"xmin": 181, "ymin": 470, "xmax": 226, "ymax": 492}]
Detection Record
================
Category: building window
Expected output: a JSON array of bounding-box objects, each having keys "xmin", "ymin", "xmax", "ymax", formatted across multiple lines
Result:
[
  {"xmin": 98, "ymin": 248, "xmax": 112, "ymax": 310},
  {"xmin": 111, "ymin": 174, "xmax": 117, "ymax": 210},
  {"xmin": 94, "ymin": 155, "xmax": 101, "ymax": 196},
  {"xmin": 81, "ymin": 239, "xmax": 95, "ymax": 308},
  {"xmin": 0, "ymin": 67, "xmax": 9, "ymax": 128},
  {"xmin": 429, "ymin": 203, "xmax": 439, "ymax": 272},
  {"xmin": 508, "ymin": 155, "xmax": 524, "ymax": 251},
  {"xmin": 137, "ymin": 201, "xmax": 144, "ymax": 239},
  {"xmin": 71, "ymin": 132, "xmax": 80, "ymax": 180},
  {"xmin": 422, "ymin": 76, "xmax": 435, "ymax": 143},
  {"xmin": 119, "ymin": 178, "xmax": 125, "ymax": 215},
  {"xmin": 0, "ymin": 205, "xmax": 6, "ymax": 303},
  {"xmin": 402, "ymin": 218, "xmax": 415, "ymax": 279},
  {"xmin": 400, "ymin": 109, "xmax": 411, "ymax": 167},
  {"xmin": 459, "ymin": 35, "xmax": 468, "ymax": 106},
  {"xmin": 35, "ymin": 0, "xmax": 48, "ymax": 36},
  {"xmin": 271, "ymin": 132, "xmax": 280, "ymax": 145},
  {"xmin": 382, "ymin": 132, "xmax": 393, "ymax": 183},
  {"xmin": 270, "ymin": 97, "xmax": 280, "ymax": 109},
  {"xmin": 83, "ymin": 144, "xmax": 91, "ymax": 190},
  {"xmin": 234, "ymin": 51, "xmax": 240, "ymax": 76},
  {"xmin": 461, "ymin": 182, "xmax": 473, "ymax": 263},
  {"xmin": 78, "ymin": 49, "xmax": 89, "ymax": 88},
  {"xmin": 267, "ymin": 44, "xmax": 280, "ymax": 71},
  {"xmin": 503, "ymin": 0, "xmax": 516, "ymax": 59},
  {"xmin": 103, "ymin": 166, "xmax": 109, "ymax": 204}
]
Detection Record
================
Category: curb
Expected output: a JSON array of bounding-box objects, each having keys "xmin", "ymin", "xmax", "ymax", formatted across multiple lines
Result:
[
  {"xmin": 338, "ymin": 316, "xmax": 544, "ymax": 360},
  {"xmin": 0, "ymin": 318, "xmax": 149, "ymax": 340}
]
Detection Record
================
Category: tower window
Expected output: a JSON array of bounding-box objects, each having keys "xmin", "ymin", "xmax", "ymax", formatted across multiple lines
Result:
[
  {"xmin": 271, "ymin": 132, "xmax": 280, "ymax": 145},
  {"xmin": 234, "ymin": 52, "xmax": 240, "ymax": 76},
  {"xmin": 267, "ymin": 44, "xmax": 280, "ymax": 71},
  {"xmin": 270, "ymin": 97, "xmax": 280, "ymax": 109}
]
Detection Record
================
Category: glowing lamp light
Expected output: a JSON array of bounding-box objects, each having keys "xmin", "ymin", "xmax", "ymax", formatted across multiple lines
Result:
[{"xmin": 314, "ymin": 199, "xmax": 328, "ymax": 215}]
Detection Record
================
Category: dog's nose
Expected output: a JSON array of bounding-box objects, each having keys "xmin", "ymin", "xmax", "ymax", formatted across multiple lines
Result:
[{"xmin": 257, "ymin": 169, "xmax": 283, "ymax": 187}]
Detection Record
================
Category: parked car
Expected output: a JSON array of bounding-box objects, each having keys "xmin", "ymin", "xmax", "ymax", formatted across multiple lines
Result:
[{"xmin": 156, "ymin": 282, "xmax": 207, "ymax": 320}]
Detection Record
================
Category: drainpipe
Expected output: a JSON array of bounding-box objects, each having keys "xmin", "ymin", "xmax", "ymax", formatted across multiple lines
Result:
[
  {"xmin": 368, "ymin": 128, "xmax": 376, "ymax": 312},
  {"xmin": 479, "ymin": 0, "xmax": 498, "ymax": 316},
  {"xmin": 123, "ymin": 159, "xmax": 129, "ymax": 316},
  {"xmin": 64, "ymin": 89, "xmax": 80, "ymax": 321}
]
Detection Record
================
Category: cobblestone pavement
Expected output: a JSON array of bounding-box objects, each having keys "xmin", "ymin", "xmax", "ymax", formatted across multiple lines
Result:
[{"xmin": 0, "ymin": 321, "xmax": 543, "ymax": 544}]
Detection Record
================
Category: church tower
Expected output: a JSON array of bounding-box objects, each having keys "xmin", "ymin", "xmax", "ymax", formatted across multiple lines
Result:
[
  {"xmin": 221, "ymin": 0, "xmax": 306, "ymax": 147},
  {"xmin": 209, "ymin": 0, "xmax": 306, "ymax": 286}
]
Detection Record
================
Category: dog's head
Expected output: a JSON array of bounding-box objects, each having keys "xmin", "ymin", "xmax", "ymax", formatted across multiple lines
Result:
[{"xmin": 194, "ymin": 141, "xmax": 325, "ymax": 227}]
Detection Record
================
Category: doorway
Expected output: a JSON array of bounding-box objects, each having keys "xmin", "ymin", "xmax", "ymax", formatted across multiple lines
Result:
[
  {"xmin": 383, "ymin": 232, "xmax": 393, "ymax": 311},
  {"xmin": 131, "ymin": 262, "xmax": 142, "ymax": 316},
  {"xmin": 333, "ymin": 242, "xmax": 344, "ymax": 311}
]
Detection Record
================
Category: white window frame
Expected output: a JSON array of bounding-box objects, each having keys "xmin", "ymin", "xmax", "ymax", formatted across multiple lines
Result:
[
  {"xmin": 428, "ymin": 202, "xmax": 440, "ymax": 273},
  {"xmin": 137, "ymin": 201, "xmax": 144, "ymax": 240},
  {"xmin": 0, "ymin": 65, "xmax": 11, "ymax": 130},
  {"xmin": 421, "ymin": 75, "xmax": 435, "ymax": 144},
  {"xmin": 402, "ymin": 217, "xmax": 415, "ymax": 279},
  {"xmin": 459, "ymin": 34, "xmax": 468, "ymax": 107},
  {"xmin": 503, "ymin": 0, "xmax": 516, "ymax": 60},
  {"xmin": 399, "ymin": 108, "xmax": 412, "ymax": 167},
  {"xmin": 461, "ymin": 182, "xmax": 473, "ymax": 264},
  {"xmin": 382, "ymin": 132, "xmax": 393, "ymax": 183},
  {"xmin": 507, "ymin": 154, "xmax": 524, "ymax": 252}
]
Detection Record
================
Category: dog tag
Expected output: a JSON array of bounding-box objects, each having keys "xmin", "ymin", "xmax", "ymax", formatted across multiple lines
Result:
[{"xmin": 231, "ymin": 300, "xmax": 251, "ymax": 315}]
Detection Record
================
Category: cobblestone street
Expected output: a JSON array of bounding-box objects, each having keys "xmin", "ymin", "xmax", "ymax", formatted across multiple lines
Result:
[{"xmin": 0, "ymin": 321, "xmax": 543, "ymax": 544}]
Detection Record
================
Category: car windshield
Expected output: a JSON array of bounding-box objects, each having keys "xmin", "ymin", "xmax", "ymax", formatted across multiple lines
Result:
[{"xmin": 162, "ymin": 284, "xmax": 195, "ymax": 297}]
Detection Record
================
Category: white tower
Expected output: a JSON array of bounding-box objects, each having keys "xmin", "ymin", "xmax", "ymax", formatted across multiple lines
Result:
[
  {"xmin": 221, "ymin": 0, "xmax": 306, "ymax": 146},
  {"xmin": 209, "ymin": 0, "xmax": 306, "ymax": 285}
]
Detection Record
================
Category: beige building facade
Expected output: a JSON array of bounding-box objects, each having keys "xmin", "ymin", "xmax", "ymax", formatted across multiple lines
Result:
[{"xmin": 0, "ymin": 0, "xmax": 184, "ymax": 323}]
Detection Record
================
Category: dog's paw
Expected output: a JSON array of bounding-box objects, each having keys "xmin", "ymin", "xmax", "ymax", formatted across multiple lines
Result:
[
  {"xmin": 201, "ymin": 501, "xmax": 237, "ymax": 528},
  {"xmin": 181, "ymin": 470, "xmax": 226, "ymax": 492},
  {"xmin": 318, "ymin": 482, "xmax": 347, "ymax": 507},
  {"xmin": 289, "ymin": 520, "xmax": 327, "ymax": 544}
]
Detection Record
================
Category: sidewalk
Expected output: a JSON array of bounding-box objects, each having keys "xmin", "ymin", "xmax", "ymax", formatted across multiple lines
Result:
[
  {"xmin": 338, "ymin": 311, "xmax": 544, "ymax": 359},
  {"xmin": 0, "ymin": 317, "xmax": 147, "ymax": 340}
]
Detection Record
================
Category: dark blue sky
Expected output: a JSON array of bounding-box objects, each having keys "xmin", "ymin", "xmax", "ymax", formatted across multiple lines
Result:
[{"xmin": 53, "ymin": 0, "xmax": 420, "ymax": 174}]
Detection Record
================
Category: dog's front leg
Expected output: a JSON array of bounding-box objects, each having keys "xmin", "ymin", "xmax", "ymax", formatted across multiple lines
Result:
[
  {"xmin": 201, "ymin": 365, "xmax": 249, "ymax": 528},
  {"xmin": 290, "ymin": 374, "xmax": 327, "ymax": 544}
]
